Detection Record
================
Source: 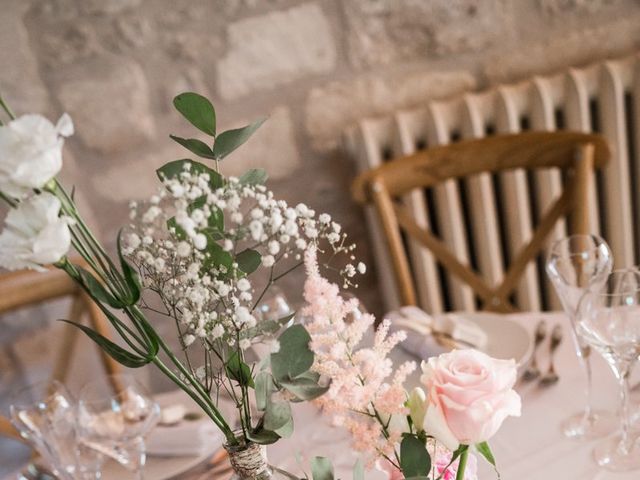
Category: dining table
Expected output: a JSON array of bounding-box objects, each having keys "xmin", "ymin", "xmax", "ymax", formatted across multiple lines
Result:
[{"xmin": 6, "ymin": 311, "xmax": 638, "ymax": 480}]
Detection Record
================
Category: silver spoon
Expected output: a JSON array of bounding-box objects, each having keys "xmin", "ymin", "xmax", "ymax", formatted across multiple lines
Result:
[
  {"xmin": 521, "ymin": 320, "xmax": 547, "ymax": 381},
  {"xmin": 539, "ymin": 324, "xmax": 563, "ymax": 387}
]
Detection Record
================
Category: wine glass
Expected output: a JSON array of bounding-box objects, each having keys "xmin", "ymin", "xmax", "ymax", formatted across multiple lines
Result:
[
  {"xmin": 10, "ymin": 380, "xmax": 102, "ymax": 480},
  {"xmin": 77, "ymin": 374, "xmax": 160, "ymax": 480},
  {"xmin": 578, "ymin": 269, "xmax": 640, "ymax": 471},
  {"xmin": 255, "ymin": 286, "xmax": 293, "ymax": 323},
  {"xmin": 546, "ymin": 234, "xmax": 615, "ymax": 439}
]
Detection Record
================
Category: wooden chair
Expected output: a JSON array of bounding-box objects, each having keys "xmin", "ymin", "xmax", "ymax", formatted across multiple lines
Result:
[
  {"xmin": 0, "ymin": 264, "xmax": 123, "ymax": 441},
  {"xmin": 352, "ymin": 131, "xmax": 610, "ymax": 313}
]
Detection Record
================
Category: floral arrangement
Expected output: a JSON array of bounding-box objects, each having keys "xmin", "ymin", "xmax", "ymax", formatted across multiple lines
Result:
[
  {"xmin": 302, "ymin": 248, "xmax": 521, "ymax": 480},
  {"xmin": 0, "ymin": 92, "xmax": 360, "ymax": 455}
]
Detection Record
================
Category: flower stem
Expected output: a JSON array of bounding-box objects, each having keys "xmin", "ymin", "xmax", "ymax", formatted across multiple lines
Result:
[
  {"xmin": 0, "ymin": 95, "xmax": 16, "ymax": 120},
  {"xmin": 455, "ymin": 448, "xmax": 468, "ymax": 480},
  {"xmin": 0, "ymin": 191, "xmax": 16, "ymax": 208}
]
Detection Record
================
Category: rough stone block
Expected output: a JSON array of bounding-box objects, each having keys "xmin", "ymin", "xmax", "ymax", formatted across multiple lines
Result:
[
  {"xmin": 53, "ymin": 54, "xmax": 156, "ymax": 154},
  {"xmin": 344, "ymin": 0, "xmax": 513, "ymax": 68},
  {"xmin": 217, "ymin": 3, "xmax": 336, "ymax": 99},
  {"xmin": 305, "ymin": 70, "xmax": 476, "ymax": 150}
]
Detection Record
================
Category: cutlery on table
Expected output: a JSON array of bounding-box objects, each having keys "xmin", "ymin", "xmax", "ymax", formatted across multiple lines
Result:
[
  {"xmin": 521, "ymin": 320, "xmax": 547, "ymax": 382},
  {"xmin": 539, "ymin": 324, "xmax": 563, "ymax": 387}
]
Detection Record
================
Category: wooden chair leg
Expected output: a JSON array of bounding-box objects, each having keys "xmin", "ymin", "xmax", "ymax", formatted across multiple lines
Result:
[
  {"xmin": 82, "ymin": 293, "xmax": 124, "ymax": 393},
  {"xmin": 51, "ymin": 296, "xmax": 84, "ymax": 386}
]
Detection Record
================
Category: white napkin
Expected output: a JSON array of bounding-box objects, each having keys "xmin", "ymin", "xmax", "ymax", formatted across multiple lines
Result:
[
  {"xmin": 146, "ymin": 415, "xmax": 224, "ymax": 457},
  {"xmin": 387, "ymin": 306, "xmax": 488, "ymax": 360}
]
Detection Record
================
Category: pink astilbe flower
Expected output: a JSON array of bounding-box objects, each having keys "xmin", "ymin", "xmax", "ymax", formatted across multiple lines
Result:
[{"xmin": 303, "ymin": 248, "xmax": 415, "ymax": 465}]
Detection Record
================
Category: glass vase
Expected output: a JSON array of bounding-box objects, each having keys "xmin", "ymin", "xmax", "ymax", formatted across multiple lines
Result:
[{"xmin": 224, "ymin": 436, "xmax": 298, "ymax": 480}]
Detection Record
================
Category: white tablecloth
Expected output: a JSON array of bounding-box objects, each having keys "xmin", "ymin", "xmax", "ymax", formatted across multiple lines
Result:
[{"xmin": 268, "ymin": 312, "xmax": 638, "ymax": 480}]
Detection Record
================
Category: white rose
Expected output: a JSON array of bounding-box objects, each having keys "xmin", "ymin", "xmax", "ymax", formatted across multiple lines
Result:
[
  {"xmin": 0, "ymin": 113, "xmax": 73, "ymax": 198},
  {"xmin": 0, "ymin": 192, "xmax": 72, "ymax": 271}
]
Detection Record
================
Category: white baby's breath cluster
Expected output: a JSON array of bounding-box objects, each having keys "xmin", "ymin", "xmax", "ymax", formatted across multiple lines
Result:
[{"xmin": 124, "ymin": 162, "xmax": 362, "ymax": 351}]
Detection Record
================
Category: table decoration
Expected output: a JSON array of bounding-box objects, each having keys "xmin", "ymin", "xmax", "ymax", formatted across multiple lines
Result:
[
  {"xmin": 0, "ymin": 92, "xmax": 361, "ymax": 479},
  {"xmin": 302, "ymin": 248, "xmax": 521, "ymax": 479}
]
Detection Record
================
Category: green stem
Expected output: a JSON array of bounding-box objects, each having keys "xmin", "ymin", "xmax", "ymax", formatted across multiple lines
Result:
[
  {"xmin": 455, "ymin": 448, "xmax": 468, "ymax": 480},
  {"xmin": 0, "ymin": 191, "xmax": 16, "ymax": 208},
  {"xmin": 0, "ymin": 96, "xmax": 16, "ymax": 120}
]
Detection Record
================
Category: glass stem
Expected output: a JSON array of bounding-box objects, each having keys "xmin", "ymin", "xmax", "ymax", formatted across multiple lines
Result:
[
  {"xmin": 618, "ymin": 368, "xmax": 632, "ymax": 453},
  {"xmin": 580, "ymin": 348, "xmax": 595, "ymax": 420}
]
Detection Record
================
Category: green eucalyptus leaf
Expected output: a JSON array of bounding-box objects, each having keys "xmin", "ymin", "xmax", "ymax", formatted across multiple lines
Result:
[
  {"xmin": 212, "ymin": 118, "xmax": 266, "ymax": 160},
  {"xmin": 170, "ymin": 135, "xmax": 216, "ymax": 160},
  {"xmin": 156, "ymin": 159, "xmax": 223, "ymax": 190},
  {"xmin": 117, "ymin": 230, "xmax": 141, "ymax": 305},
  {"xmin": 311, "ymin": 457, "xmax": 334, "ymax": 480},
  {"xmin": 225, "ymin": 351, "xmax": 254, "ymax": 388},
  {"xmin": 202, "ymin": 243, "xmax": 233, "ymax": 276},
  {"xmin": 271, "ymin": 324, "xmax": 314, "ymax": 382},
  {"xmin": 58, "ymin": 320, "xmax": 150, "ymax": 368},
  {"xmin": 75, "ymin": 266, "xmax": 123, "ymax": 309},
  {"xmin": 173, "ymin": 92, "xmax": 216, "ymax": 136},
  {"xmin": 353, "ymin": 460, "xmax": 364, "ymax": 480},
  {"xmin": 236, "ymin": 248, "xmax": 261, "ymax": 275},
  {"xmin": 400, "ymin": 435, "xmax": 431, "ymax": 478},
  {"xmin": 255, "ymin": 371, "xmax": 276, "ymax": 412},
  {"xmin": 239, "ymin": 313, "xmax": 295, "ymax": 341},
  {"xmin": 264, "ymin": 395, "xmax": 291, "ymax": 431},
  {"xmin": 247, "ymin": 427, "xmax": 280, "ymax": 445},
  {"xmin": 130, "ymin": 308, "xmax": 160, "ymax": 358},
  {"xmin": 280, "ymin": 376, "xmax": 329, "ymax": 401},
  {"xmin": 273, "ymin": 415, "xmax": 294, "ymax": 438},
  {"xmin": 239, "ymin": 168, "xmax": 268, "ymax": 186},
  {"xmin": 475, "ymin": 442, "xmax": 500, "ymax": 477}
]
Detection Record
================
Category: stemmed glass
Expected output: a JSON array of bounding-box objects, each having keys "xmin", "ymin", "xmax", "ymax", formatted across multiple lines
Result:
[
  {"xmin": 546, "ymin": 234, "xmax": 615, "ymax": 439},
  {"xmin": 10, "ymin": 380, "xmax": 102, "ymax": 480},
  {"xmin": 77, "ymin": 374, "xmax": 160, "ymax": 480},
  {"xmin": 577, "ymin": 269, "xmax": 640, "ymax": 471}
]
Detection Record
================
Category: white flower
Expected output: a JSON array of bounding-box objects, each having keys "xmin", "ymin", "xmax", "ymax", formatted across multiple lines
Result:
[
  {"xmin": 262, "ymin": 255, "xmax": 275, "ymax": 267},
  {"xmin": 236, "ymin": 306, "xmax": 256, "ymax": 327},
  {"xmin": 357, "ymin": 262, "xmax": 366, "ymax": 274},
  {"xmin": 0, "ymin": 192, "xmax": 72, "ymax": 271},
  {"xmin": 239, "ymin": 339, "xmax": 252, "ymax": 350},
  {"xmin": 126, "ymin": 233, "xmax": 141, "ymax": 250},
  {"xmin": 319, "ymin": 213, "xmax": 331, "ymax": 224},
  {"xmin": 223, "ymin": 239, "xmax": 234, "ymax": 251},
  {"xmin": 193, "ymin": 233, "xmax": 207, "ymax": 250},
  {"xmin": 268, "ymin": 240, "xmax": 280, "ymax": 256},
  {"xmin": 237, "ymin": 278, "xmax": 251, "ymax": 291},
  {"xmin": 183, "ymin": 334, "xmax": 196, "ymax": 347},
  {"xmin": 249, "ymin": 220, "xmax": 263, "ymax": 241},
  {"xmin": 295, "ymin": 238, "xmax": 307, "ymax": 250},
  {"xmin": 0, "ymin": 113, "xmax": 73, "ymax": 198},
  {"xmin": 176, "ymin": 241, "xmax": 191, "ymax": 257},
  {"xmin": 210, "ymin": 324, "xmax": 225, "ymax": 339}
]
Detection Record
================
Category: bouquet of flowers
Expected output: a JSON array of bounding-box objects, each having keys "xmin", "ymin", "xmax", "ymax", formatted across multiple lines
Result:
[
  {"xmin": 302, "ymin": 248, "xmax": 522, "ymax": 480},
  {"xmin": 0, "ymin": 92, "xmax": 362, "ymax": 478}
]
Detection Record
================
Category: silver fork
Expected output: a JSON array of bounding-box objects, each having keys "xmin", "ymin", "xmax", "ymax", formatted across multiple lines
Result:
[
  {"xmin": 539, "ymin": 324, "xmax": 563, "ymax": 387},
  {"xmin": 521, "ymin": 320, "xmax": 547, "ymax": 382}
]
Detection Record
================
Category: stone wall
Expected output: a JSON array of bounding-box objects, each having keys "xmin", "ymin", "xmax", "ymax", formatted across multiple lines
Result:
[{"xmin": 1, "ymin": 0, "xmax": 640, "ymax": 368}]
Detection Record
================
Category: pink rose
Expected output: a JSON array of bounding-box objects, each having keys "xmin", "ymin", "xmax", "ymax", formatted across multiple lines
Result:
[
  {"xmin": 433, "ymin": 447, "xmax": 478, "ymax": 480},
  {"xmin": 421, "ymin": 349, "xmax": 521, "ymax": 450}
]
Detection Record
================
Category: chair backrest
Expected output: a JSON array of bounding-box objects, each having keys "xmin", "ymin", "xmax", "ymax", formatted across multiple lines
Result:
[
  {"xmin": 0, "ymin": 264, "xmax": 123, "ymax": 442},
  {"xmin": 353, "ymin": 131, "xmax": 610, "ymax": 313}
]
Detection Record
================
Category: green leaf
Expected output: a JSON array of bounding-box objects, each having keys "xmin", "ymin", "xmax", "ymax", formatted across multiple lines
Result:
[
  {"xmin": 212, "ymin": 118, "xmax": 266, "ymax": 160},
  {"xmin": 236, "ymin": 249, "xmax": 261, "ymax": 275},
  {"xmin": 274, "ymin": 415, "xmax": 294, "ymax": 438},
  {"xmin": 353, "ymin": 460, "xmax": 364, "ymax": 480},
  {"xmin": 400, "ymin": 435, "xmax": 431, "ymax": 478},
  {"xmin": 225, "ymin": 351, "xmax": 254, "ymax": 388},
  {"xmin": 239, "ymin": 313, "xmax": 295, "ymax": 341},
  {"xmin": 271, "ymin": 324, "xmax": 314, "ymax": 382},
  {"xmin": 255, "ymin": 371, "xmax": 276, "ymax": 412},
  {"xmin": 117, "ymin": 230, "xmax": 141, "ymax": 305},
  {"xmin": 475, "ymin": 442, "xmax": 500, "ymax": 478},
  {"xmin": 130, "ymin": 307, "xmax": 160, "ymax": 358},
  {"xmin": 264, "ymin": 395, "xmax": 291, "ymax": 431},
  {"xmin": 170, "ymin": 135, "xmax": 216, "ymax": 159},
  {"xmin": 247, "ymin": 427, "xmax": 280, "ymax": 445},
  {"xmin": 156, "ymin": 159, "xmax": 223, "ymax": 190},
  {"xmin": 58, "ymin": 320, "xmax": 150, "ymax": 368},
  {"xmin": 311, "ymin": 457, "xmax": 334, "ymax": 480},
  {"xmin": 202, "ymin": 243, "xmax": 234, "ymax": 275},
  {"xmin": 167, "ymin": 217, "xmax": 187, "ymax": 240},
  {"xmin": 173, "ymin": 92, "xmax": 216, "ymax": 136},
  {"xmin": 280, "ymin": 376, "xmax": 329, "ymax": 401},
  {"xmin": 239, "ymin": 168, "xmax": 268, "ymax": 186},
  {"xmin": 75, "ymin": 266, "xmax": 123, "ymax": 309}
]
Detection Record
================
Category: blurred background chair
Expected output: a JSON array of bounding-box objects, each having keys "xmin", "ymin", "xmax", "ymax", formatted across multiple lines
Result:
[
  {"xmin": 353, "ymin": 132, "xmax": 609, "ymax": 313},
  {"xmin": 0, "ymin": 264, "xmax": 123, "ymax": 441}
]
